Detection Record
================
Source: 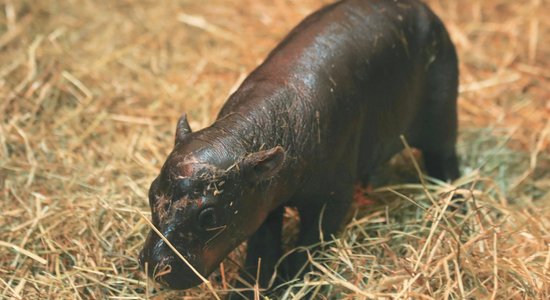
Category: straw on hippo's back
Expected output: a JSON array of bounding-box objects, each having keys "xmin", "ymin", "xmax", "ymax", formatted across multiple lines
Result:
[{"xmin": 139, "ymin": 0, "xmax": 459, "ymax": 295}]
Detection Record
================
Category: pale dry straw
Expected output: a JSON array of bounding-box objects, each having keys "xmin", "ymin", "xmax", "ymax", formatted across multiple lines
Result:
[{"xmin": 1, "ymin": 0, "xmax": 549, "ymax": 299}]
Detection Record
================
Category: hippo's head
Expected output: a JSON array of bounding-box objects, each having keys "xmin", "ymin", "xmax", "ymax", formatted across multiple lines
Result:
[{"xmin": 138, "ymin": 114, "xmax": 285, "ymax": 290}]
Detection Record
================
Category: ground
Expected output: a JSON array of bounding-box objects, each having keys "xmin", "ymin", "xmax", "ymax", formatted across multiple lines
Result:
[{"xmin": 1, "ymin": 0, "xmax": 549, "ymax": 299}]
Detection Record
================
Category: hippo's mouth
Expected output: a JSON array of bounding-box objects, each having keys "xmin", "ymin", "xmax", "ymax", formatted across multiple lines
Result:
[
  {"xmin": 139, "ymin": 248, "xmax": 210, "ymax": 290},
  {"xmin": 143, "ymin": 255, "xmax": 204, "ymax": 290},
  {"xmin": 138, "ymin": 231, "xmax": 209, "ymax": 290}
]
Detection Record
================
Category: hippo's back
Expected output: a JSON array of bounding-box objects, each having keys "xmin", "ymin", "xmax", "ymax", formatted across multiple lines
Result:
[{"xmin": 218, "ymin": 0, "xmax": 457, "ymax": 193}]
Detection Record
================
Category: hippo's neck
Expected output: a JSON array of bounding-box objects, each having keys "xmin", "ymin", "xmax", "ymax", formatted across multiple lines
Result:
[
  {"xmin": 212, "ymin": 81, "xmax": 299, "ymax": 157},
  {"xmin": 196, "ymin": 84, "xmax": 306, "ymax": 207}
]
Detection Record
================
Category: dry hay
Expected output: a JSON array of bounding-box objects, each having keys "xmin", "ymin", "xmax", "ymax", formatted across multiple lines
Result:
[{"xmin": 1, "ymin": 0, "xmax": 549, "ymax": 299}]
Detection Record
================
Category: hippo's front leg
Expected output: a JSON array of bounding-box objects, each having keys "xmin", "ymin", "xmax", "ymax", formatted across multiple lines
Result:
[
  {"xmin": 229, "ymin": 206, "xmax": 284, "ymax": 299},
  {"xmin": 286, "ymin": 183, "xmax": 355, "ymax": 280}
]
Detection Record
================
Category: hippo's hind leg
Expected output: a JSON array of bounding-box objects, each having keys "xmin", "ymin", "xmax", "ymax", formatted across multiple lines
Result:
[
  {"xmin": 414, "ymin": 29, "xmax": 460, "ymax": 183},
  {"xmin": 422, "ymin": 150, "xmax": 459, "ymax": 182}
]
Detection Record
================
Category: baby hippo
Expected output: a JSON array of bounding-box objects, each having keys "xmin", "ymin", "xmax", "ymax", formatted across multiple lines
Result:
[{"xmin": 139, "ymin": 0, "xmax": 459, "ymax": 293}]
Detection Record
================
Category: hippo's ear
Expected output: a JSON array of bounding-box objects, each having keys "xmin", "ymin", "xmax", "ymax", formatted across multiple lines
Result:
[
  {"xmin": 175, "ymin": 113, "xmax": 192, "ymax": 145},
  {"xmin": 241, "ymin": 146, "xmax": 285, "ymax": 182}
]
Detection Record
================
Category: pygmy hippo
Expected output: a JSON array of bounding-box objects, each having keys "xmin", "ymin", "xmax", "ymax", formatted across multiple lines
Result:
[{"xmin": 139, "ymin": 0, "xmax": 459, "ymax": 294}]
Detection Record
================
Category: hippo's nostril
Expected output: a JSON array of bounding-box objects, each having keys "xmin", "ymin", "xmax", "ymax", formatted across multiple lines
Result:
[{"xmin": 197, "ymin": 207, "xmax": 218, "ymax": 230}]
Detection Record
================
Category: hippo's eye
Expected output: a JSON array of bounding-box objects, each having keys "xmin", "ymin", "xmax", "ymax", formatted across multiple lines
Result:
[{"xmin": 197, "ymin": 207, "xmax": 218, "ymax": 230}]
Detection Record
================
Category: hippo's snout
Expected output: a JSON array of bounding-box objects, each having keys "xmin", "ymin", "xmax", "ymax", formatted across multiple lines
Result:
[{"xmin": 138, "ymin": 231, "xmax": 204, "ymax": 290}]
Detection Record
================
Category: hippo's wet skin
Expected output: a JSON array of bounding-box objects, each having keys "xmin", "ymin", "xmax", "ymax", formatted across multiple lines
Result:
[{"xmin": 139, "ymin": 0, "xmax": 459, "ymax": 295}]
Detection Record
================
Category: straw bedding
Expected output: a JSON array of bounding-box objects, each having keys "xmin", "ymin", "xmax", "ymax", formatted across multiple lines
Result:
[{"xmin": 1, "ymin": 0, "xmax": 548, "ymax": 299}]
